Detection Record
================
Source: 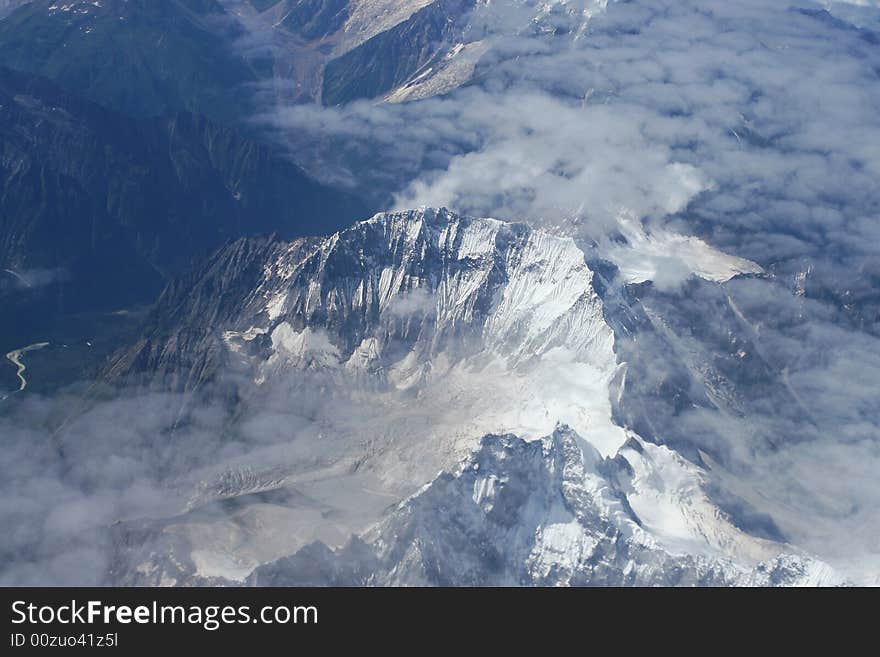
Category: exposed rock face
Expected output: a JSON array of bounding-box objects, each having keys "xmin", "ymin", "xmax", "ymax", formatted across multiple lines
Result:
[
  {"xmin": 321, "ymin": 0, "xmax": 476, "ymax": 105},
  {"xmin": 109, "ymin": 208, "xmax": 614, "ymax": 403},
  {"xmin": 108, "ymin": 209, "xmax": 624, "ymax": 463}
]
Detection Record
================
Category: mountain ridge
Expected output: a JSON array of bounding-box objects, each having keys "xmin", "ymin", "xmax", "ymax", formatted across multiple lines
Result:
[
  {"xmin": 248, "ymin": 425, "xmax": 841, "ymax": 586},
  {"xmin": 92, "ymin": 208, "xmax": 841, "ymax": 586}
]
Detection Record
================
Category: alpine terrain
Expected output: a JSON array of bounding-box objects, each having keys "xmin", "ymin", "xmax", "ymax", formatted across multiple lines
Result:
[
  {"xmin": 1, "ymin": 0, "xmax": 878, "ymax": 589},
  {"xmin": 101, "ymin": 209, "xmax": 844, "ymax": 586}
]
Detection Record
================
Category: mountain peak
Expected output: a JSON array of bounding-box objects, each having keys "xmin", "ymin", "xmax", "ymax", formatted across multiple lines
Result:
[{"xmin": 249, "ymin": 426, "xmax": 844, "ymax": 587}]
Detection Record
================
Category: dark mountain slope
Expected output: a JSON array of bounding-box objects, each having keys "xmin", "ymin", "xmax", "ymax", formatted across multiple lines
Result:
[
  {"xmin": 0, "ymin": 0, "xmax": 258, "ymax": 124},
  {"xmin": 321, "ymin": 0, "xmax": 474, "ymax": 105},
  {"xmin": 0, "ymin": 67, "xmax": 370, "ymax": 348},
  {"xmin": 102, "ymin": 234, "xmax": 287, "ymax": 393}
]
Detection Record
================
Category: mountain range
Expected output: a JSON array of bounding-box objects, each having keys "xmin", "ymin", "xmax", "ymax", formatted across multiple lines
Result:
[
  {"xmin": 96, "ymin": 209, "xmax": 844, "ymax": 586},
  {"xmin": 0, "ymin": 0, "xmax": 490, "ymax": 112},
  {"xmin": 1, "ymin": 1, "xmax": 877, "ymax": 587}
]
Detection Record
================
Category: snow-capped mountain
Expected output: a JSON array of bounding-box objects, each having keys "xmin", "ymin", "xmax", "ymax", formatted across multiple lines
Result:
[
  {"xmin": 226, "ymin": 207, "xmax": 624, "ymax": 454},
  {"xmin": 108, "ymin": 208, "xmax": 625, "ymax": 513},
  {"xmin": 104, "ymin": 208, "xmax": 841, "ymax": 586},
  {"xmin": 251, "ymin": 426, "xmax": 839, "ymax": 586},
  {"xmin": 3, "ymin": 0, "xmax": 878, "ymax": 591}
]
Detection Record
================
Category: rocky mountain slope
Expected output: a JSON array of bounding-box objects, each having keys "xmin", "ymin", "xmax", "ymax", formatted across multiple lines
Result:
[
  {"xmin": 3, "ymin": 1, "xmax": 878, "ymax": 588},
  {"xmin": 0, "ymin": 0, "xmax": 261, "ymax": 125},
  {"xmin": 0, "ymin": 65, "xmax": 369, "ymax": 349},
  {"xmin": 250, "ymin": 426, "xmax": 840, "ymax": 586},
  {"xmin": 107, "ymin": 208, "xmax": 621, "ymax": 454},
  {"xmin": 99, "ymin": 208, "xmax": 843, "ymax": 585},
  {"xmin": 321, "ymin": 0, "xmax": 475, "ymax": 104},
  {"xmin": 0, "ymin": 0, "xmax": 611, "ymax": 111}
]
